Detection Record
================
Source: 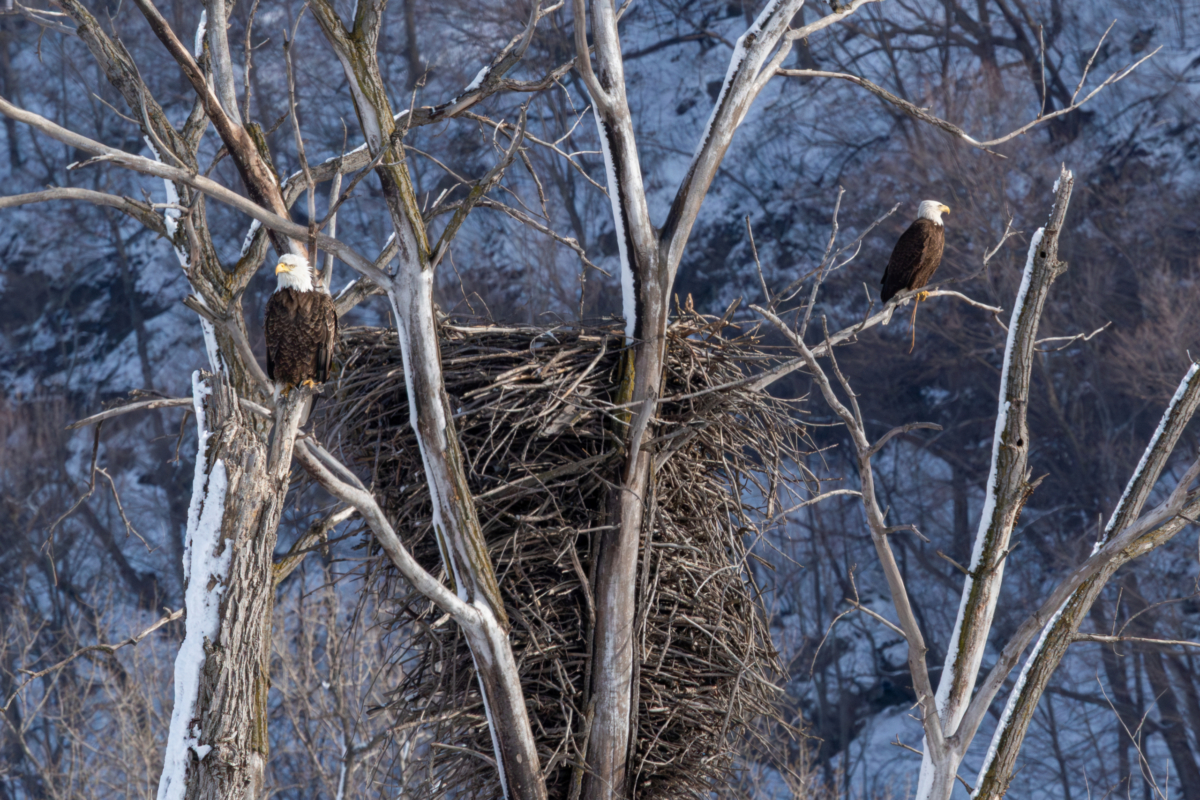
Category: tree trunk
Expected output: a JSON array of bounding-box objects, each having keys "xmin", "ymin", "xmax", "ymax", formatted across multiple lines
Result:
[
  {"xmin": 157, "ymin": 376, "xmax": 307, "ymax": 800},
  {"xmin": 971, "ymin": 359, "xmax": 1200, "ymax": 798},
  {"xmin": 306, "ymin": 7, "xmax": 547, "ymax": 798},
  {"xmin": 1141, "ymin": 649, "xmax": 1200, "ymax": 799}
]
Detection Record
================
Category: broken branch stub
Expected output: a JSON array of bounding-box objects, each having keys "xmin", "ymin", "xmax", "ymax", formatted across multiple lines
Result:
[{"xmin": 916, "ymin": 167, "xmax": 1074, "ymax": 800}]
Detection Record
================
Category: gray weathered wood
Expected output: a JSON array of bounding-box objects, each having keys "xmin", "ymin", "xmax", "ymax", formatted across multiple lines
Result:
[
  {"xmin": 910, "ymin": 168, "xmax": 1076, "ymax": 799},
  {"xmin": 969, "ymin": 363, "xmax": 1200, "ymax": 799},
  {"xmin": 168, "ymin": 378, "xmax": 308, "ymax": 800},
  {"xmin": 570, "ymin": 3, "xmax": 889, "ymax": 796},
  {"xmin": 306, "ymin": 5, "xmax": 547, "ymax": 798}
]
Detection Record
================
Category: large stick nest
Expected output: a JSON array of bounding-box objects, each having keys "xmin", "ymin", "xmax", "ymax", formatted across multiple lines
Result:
[{"xmin": 319, "ymin": 309, "xmax": 812, "ymax": 799}]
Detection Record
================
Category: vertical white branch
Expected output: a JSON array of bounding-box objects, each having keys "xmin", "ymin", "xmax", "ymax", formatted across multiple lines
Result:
[
  {"xmin": 142, "ymin": 135, "xmax": 231, "ymax": 378},
  {"xmin": 157, "ymin": 373, "xmax": 232, "ymax": 800},
  {"xmin": 575, "ymin": 0, "xmax": 658, "ymax": 342},
  {"xmin": 660, "ymin": 0, "xmax": 885, "ymax": 277},
  {"xmin": 304, "ymin": 7, "xmax": 546, "ymax": 797},
  {"xmin": 930, "ymin": 226, "xmax": 1047, "ymax": 717},
  {"xmin": 591, "ymin": 101, "xmax": 636, "ymax": 341},
  {"xmin": 323, "ymin": 170, "xmax": 342, "ymax": 290},
  {"xmin": 916, "ymin": 167, "xmax": 1074, "ymax": 800},
  {"xmin": 967, "ymin": 361, "xmax": 1200, "ymax": 797}
]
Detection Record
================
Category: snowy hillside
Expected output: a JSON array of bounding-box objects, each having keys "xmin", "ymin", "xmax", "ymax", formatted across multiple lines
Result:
[{"xmin": 3, "ymin": 1, "xmax": 1200, "ymax": 798}]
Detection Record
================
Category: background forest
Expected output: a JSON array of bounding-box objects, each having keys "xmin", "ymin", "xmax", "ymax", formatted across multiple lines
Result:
[{"xmin": 2, "ymin": 0, "xmax": 1200, "ymax": 798}]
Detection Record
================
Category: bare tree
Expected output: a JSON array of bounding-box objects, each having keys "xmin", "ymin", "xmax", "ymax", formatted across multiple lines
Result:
[
  {"xmin": 0, "ymin": 2, "xmax": 1155, "ymax": 800},
  {"xmin": 754, "ymin": 168, "xmax": 1200, "ymax": 800},
  {"xmin": 565, "ymin": 2, "xmax": 1136, "ymax": 795}
]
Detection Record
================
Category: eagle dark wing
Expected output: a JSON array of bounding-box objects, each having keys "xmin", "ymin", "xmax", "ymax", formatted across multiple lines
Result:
[
  {"xmin": 264, "ymin": 290, "xmax": 289, "ymax": 382},
  {"xmin": 264, "ymin": 288, "xmax": 340, "ymax": 387},
  {"xmin": 314, "ymin": 292, "xmax": 337, "ymax": 383},
  {"xmin": 880, "ymin": 218, "xmax": 946, "ymax": 302}
]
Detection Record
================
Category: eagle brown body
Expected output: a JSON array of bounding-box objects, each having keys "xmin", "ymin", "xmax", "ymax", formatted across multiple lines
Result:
[
  {"xmin": 264, "ymin": 286, "xmax": 338, "ymax": 389},
  {"xmin": 880, "ymin": 217, "xmax": 945, "ymax": 302}
]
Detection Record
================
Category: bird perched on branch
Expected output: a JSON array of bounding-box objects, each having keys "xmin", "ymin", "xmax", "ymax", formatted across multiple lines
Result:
[
  {"xmin": 880, "ymin": 200, "xmax": 950, "ymax": 349},
  {"xmin": 265, "ymin": 253, "xmax": 338, "ymax": 396}
]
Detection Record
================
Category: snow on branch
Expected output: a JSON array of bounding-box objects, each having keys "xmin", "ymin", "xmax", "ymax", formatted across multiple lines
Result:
[
  {"xmin": 192, "ymin": 9, "xmax": 206, "ymax": 58},
  {"xmin": 918, "ymin": 170, "xmax": 1073, "ymax": 799},
  {"xmin": 592, "ymin": 103, "xmax": 637, "ymax": 341},
  {"xmin": 437, "ymin": 1, "xmax": 562, "ymax": 118},
  {"xmin": 661, "ymin": 0, "xmax": 885, "ymax": 275},
  {"xmin": 1101, "ymin": 362, "xmax": 1200, "ymax": 544},
  {"xmin": 157, "ymin": 373, "xmax": 233, "ymax": 800},
  {"xmin": 964, "ymin": 362, "xmax": 1200, "ymax": 796}
]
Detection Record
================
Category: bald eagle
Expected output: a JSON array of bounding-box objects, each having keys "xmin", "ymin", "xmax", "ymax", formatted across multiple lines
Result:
[
  {"xmin": 880, "ymin": 201, "xmax": 949, "ymax": 339},
  {"xmin": 264, "ymin": 254, "xmax": 338, "ymax": 394}
]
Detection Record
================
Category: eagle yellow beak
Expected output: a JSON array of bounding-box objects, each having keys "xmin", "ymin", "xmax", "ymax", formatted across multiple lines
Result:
[
  {"xmin": 940, "ymin": 204, "xmax": 951, "ymax": 215},
  {"xmin": 275, "ymin": 262, "xmax": 292, "ymax": 274}
]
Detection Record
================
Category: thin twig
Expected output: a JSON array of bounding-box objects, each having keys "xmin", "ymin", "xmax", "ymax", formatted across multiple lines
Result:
[
  {"xmin": 799, "ymin": 188, "xmax": 844, "ymax": 340},
  {"xmin": 67, "ymin": 395, "xmax": 271, "ymax": 429},
  {"xmin": 1073, "ymin": 634, "xmax": 1200, "ymax": 650},
  {"xmin": 284, "ymin": 31, "xmax": 316, "ymax": 260},
  {"xmin": 778, "ymin": 47, "xmax": 1158, "ymax": 153},
  {"xmin": 867, "ymin": 422, "xmax": 943, "ymax": 458},
  {"xmin": 746, "ymin": 215, "xmax": 769, "ymax": 303},
  {"xmin": 4, "ymin": 608, "xmax": 184, "ymax": 711}
]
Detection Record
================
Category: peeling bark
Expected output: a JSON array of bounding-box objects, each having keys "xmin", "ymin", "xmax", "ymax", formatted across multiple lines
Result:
[{"xmin": 156, "ymin": 376, "xmax": 308, "ymax": 800}]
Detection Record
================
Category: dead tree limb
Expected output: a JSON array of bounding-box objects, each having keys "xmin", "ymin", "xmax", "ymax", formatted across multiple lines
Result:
[
  {"xmin": 969, "ymin": 363, "xmax": 1200, "ymax": 798},
  {"xmin": 306, "ymin": 4, "xmax": 546, "ymax": 797},
  {"xmin": 777, "ymin": 43, "xmax": 1157, "ymax": 153},
  {"xmin": 752, "ymin": 302, "xmax": 948, "ymax": 764},
  {"xmin": 756, "ymin": 168, "xmax": 1200, "ymax": 800},
  {"xmin": 905, "ymin": 167, "xmax": 1075, "ymax": 800},
  {"xmin": 2, "ymin": 608, "xmax": 184, "ymax": 711}
]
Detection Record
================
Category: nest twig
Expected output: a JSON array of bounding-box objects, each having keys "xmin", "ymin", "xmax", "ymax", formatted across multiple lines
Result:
[{"xmin": 319, "ymin": 310, "xmax": 815, "ymax": 799}]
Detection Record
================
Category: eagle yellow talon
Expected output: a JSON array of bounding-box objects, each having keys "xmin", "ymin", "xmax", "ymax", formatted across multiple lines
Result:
[
  {"xmin": 917, "ymin": 291, "xmax": 930, "ymax": 302},
  {"xmin": 301, "ymin": 379, "xmax": 319, "ymax": 389}
]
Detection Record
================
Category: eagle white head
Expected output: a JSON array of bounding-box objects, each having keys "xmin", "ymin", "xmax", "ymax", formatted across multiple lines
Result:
[
  {"xmin": 274, "ymin": 253, "xmax": 314, "ymax": 293},
  {"xmin": 917, "ymin": 200, "xmax": 951, "ymax": 226}
]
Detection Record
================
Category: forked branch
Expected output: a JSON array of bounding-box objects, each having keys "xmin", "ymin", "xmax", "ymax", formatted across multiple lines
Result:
[
  {"xmin": 777, "ymin": 39, "xmax": 1158, "ymax": 154},
  {"xmin": 293, "ymin": 438, "xmax": 473, "ymax": 619},
  {"xmin": 751, "ymin": 302, "xmax": 946, "ymax": 759},
  {"xmin": 3, "ymin": 608, "xmax": 184, "ymax": 711},
  {"xmin": 968, "ymin": 363, "xmax": 1200, "ymax": 796},
  {"xmin": 0, "ymin": 95, "xmax": 390, "ymax": 285}
]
